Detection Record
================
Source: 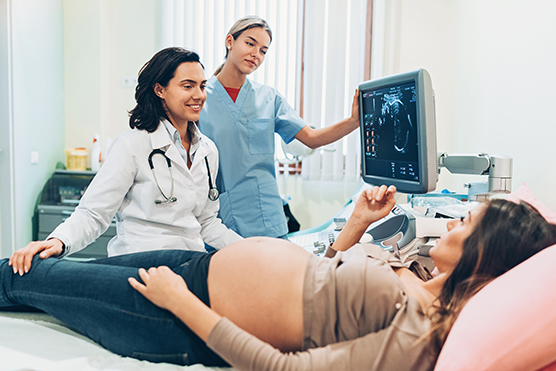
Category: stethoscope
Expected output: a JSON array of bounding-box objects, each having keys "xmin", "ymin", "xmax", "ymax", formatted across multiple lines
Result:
[{"xmin": 148, "ymin": 149, "xmax": 219, "ymax": 205}]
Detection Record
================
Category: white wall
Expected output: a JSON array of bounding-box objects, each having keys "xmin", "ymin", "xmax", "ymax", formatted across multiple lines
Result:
[
  {"xmin": 64, "ymin": 0, "xmax": 160, "ymax": 161},
  {"xmin": 379, "ymin": 0, "xmax": 556, "ymax": 210},
  {"xmin": 0, "ymin": 0, "xmax": 158, "ymax": 257},
  {"xmin": 0, "ymin": 0, "xmax": 11, "ymax": 255},
  {"xmin": 0, "ymin": 0, "xmax": 65, "ymax": 257}
]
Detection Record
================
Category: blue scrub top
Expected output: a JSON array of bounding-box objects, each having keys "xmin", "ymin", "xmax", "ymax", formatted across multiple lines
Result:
[{"xmin": 200, "ymin": 76, "xmax": 305, "ymax": 238}]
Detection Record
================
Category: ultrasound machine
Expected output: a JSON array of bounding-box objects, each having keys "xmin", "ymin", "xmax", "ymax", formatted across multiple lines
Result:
[
  {"xmin": 290, "ymin": 68, "xmax": 512, "ymax": 259},
  {"xmin": 290, "ymin": 69, "xmax": 437, "ymax": 257}
]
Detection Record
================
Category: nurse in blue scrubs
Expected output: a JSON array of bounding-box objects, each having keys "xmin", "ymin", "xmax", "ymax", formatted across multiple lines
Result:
[{"xmin": 200, "ymin": 16, "xmax": 360, "ymax": 238}]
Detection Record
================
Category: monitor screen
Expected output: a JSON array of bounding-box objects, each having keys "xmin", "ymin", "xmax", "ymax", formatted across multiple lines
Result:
[{"xmin": 359, "ymin": 69, "xmax": 437, "ymax": 194}]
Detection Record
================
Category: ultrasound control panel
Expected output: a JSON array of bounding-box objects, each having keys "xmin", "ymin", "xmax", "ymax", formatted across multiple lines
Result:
[{"xmin": 290, "ymin": 204, "xmax": 416, "ymax": 257}]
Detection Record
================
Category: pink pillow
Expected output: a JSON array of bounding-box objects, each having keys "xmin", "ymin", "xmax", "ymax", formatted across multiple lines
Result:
[
  {"xmin": 434, "ymin": 244, "xmax": 556, "ymax": 371},
  {"xmin": 506, "ymin": 183, "xmax": 556, "ymax": 224}
]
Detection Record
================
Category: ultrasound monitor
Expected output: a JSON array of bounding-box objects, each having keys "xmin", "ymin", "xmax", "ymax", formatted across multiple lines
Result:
[{"xmin": 359, "ymin": 69, "xmax": 438, "ymax": 194}]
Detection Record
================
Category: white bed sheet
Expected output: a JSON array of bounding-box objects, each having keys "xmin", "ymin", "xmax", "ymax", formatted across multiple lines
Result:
[{"xmin": 0, "ymin": 311, "xmax": 234, "ymax": 371}]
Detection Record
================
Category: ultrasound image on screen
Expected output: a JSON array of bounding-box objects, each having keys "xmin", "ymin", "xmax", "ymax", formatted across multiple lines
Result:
[{"xmin": 362, "ymin": 81, "xmax": 419, "ymax": 182}]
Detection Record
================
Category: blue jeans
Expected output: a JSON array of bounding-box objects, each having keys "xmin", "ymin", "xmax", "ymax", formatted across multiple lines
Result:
[{"xmin": 0, "ymin": 250, "xmax": 228, "ymax": 367}]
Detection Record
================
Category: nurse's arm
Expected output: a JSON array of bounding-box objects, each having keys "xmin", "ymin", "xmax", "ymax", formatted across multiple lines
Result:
[{"xmin": 293, "ymin": 90, "xmax": 359, "ymax": 149}]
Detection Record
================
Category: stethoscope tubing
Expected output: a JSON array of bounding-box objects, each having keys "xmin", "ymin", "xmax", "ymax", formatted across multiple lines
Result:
[{"xmin": 148, "ymin": 149, "xmax": 219, "ymax": 204}]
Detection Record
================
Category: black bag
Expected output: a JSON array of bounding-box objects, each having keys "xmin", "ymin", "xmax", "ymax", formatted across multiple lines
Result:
[{"xmin": 283, "ymin": 203, "xmax": 300, "ymax": 233}]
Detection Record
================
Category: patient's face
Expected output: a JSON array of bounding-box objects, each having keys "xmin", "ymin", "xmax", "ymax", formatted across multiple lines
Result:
[{"xmin": 429, "ymin": 204, "xmax": 485, "ymax": 273}]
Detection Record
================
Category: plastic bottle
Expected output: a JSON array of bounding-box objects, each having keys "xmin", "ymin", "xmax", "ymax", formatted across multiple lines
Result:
[{"xmin": 92, "ymin": 134, "xmax": 101, "ymax": 171}]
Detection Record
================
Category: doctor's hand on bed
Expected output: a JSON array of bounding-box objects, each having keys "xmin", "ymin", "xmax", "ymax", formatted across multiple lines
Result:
[
  {"xmin": 330, "ymin": 185, "xmax": 397, "ymax": 253},
  {"xmin": 9, "ymin": 238, "xmax": 64, "ymax": 276}
]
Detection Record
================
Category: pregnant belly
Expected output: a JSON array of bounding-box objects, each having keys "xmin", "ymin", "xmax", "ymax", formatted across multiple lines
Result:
[{"xmin": 208, "ymin": 237, "xmax": 309, "ymax": 352}]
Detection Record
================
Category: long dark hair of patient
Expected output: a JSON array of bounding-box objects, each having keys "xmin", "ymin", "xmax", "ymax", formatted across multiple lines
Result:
[{"xmin": 428, "ymin": 199, "xmax": 556, "ymax": 354}]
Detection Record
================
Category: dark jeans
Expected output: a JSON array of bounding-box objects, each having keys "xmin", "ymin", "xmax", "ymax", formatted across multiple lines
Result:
[{"xmin": 0, "ymin": 250, "xmax": 228, "ymax": 367}]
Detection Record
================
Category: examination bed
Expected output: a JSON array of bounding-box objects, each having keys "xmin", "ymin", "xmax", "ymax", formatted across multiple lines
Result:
[
  {"xmin": 0, "ymin": 309, "xmax": 233, "ymax": 370},
  {"xmin": 1, "ymin": 184, "xmax": 555, "ymax": 371},
  {"xmin": 2, "ymin": 245, "xmax": 555, "ymax": 371}
]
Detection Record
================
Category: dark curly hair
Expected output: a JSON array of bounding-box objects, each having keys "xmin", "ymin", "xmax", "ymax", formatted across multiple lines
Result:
[{"xmin": 128, "ymin": 47, "xmax": 204, "ymax": 132}]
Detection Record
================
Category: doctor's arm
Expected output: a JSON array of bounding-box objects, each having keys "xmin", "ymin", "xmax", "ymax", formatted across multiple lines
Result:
[
  {"xmin": 197, "ymin": 203, "xmax": 243, "ymax": 249},
  {"xmin": 293, "ymin": 90, "xmax": 359, "ymax": 149},
  {"xmin": 49, "ymin": 136, "xmax": 136, "ymax": 252},
  {"xmin": 10, "ymin": 136, "xmax": 136, "ymax": 274}
]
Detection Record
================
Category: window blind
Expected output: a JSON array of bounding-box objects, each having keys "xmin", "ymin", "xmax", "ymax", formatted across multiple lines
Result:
[{"xmin": 160, "ymin": 0, "xmax": 367, "ymax": 181}]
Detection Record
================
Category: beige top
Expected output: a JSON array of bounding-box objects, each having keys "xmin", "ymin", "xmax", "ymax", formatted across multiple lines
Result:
[{"xmin": 206, "ymin": 243, "xmax": 436, "ymax": 371}]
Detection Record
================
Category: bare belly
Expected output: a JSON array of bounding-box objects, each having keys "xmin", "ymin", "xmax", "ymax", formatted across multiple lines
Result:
[{"xmin": 208, "ymin": 237, "xmax": 310, "ymax": 352}]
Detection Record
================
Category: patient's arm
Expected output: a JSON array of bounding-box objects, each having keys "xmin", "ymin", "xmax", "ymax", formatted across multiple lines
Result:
[
  {"xmin": 129, "ymin": 261, "xmax": 431, "ymax": 371},
  {"xmin": 206, "ymin": 315, "xmax": 432, "ymax": 371},
  {"xmin": 329, "ymin": 185, "xmax": 397, "ymax": 254},
  {"xmin": 128, "ymin": 266, "xmax": 221, "ymax": 341}
]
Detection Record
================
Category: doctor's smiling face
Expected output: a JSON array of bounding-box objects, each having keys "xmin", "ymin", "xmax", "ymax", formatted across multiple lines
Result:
[
  {"xmin": 154, "ymin": 62, "xmax": 207, "ymax": 128},
  {"xmin": 226, "ymin": 26, "xmax": 271, "ymax": 75}
]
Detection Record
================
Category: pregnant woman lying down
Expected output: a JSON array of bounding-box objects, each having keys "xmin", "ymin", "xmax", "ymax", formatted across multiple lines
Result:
[{"xmin": 2, "ymin": 185, "xmax": 555, "ymax": 370}]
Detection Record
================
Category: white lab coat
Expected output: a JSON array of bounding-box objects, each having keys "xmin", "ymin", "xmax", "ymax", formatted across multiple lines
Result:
[{"xmin": 49, "ymin": 121, "xmax": 242, "ymax": 256}]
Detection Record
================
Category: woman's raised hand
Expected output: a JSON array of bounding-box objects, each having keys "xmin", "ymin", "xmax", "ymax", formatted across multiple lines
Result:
[
  {"xmin": 351, "ymin": 185, "xmax": 397, "ymax": 228},
  {"xmin": 9, "ymin": 238, "xmax": 64, "ymax": 276},
  {"xmin": 330, "ymin": 185, "xmax": 397, "ymax": 253}
]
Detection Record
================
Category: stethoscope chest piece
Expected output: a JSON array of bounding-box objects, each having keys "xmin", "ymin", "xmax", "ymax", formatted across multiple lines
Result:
[
  {"xmin": 208, "ymin": 187, "xmax": 219, "ymax": 201},
  {"xmin": 205, "ymin": 156, "xmax": 220, "ymax": 201}
]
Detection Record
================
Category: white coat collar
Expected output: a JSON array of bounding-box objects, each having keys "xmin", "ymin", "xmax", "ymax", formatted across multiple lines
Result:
[{"xmin": 149, "ymin": 120, "xmax": 210, "ymax": 171}]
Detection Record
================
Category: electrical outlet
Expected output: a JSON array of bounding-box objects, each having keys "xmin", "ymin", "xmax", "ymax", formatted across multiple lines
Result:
[
  {"xmin": 121, "ymin": 76, "xmax": 138, "ymax": 88},
  {"xmin": 31, "ymin": 151, "xmax": 39, "ymax": 164}
]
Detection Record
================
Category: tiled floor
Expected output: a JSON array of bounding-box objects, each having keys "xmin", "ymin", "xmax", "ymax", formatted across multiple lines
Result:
[{"xmin": 276, "ymin": 174, "xmax": 362, "ymax": 231}]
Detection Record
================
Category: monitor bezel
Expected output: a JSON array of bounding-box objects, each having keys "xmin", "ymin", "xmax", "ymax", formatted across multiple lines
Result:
[{"xmin": 358, "ymin": 69, "xmax": 437, "ymax": 194}]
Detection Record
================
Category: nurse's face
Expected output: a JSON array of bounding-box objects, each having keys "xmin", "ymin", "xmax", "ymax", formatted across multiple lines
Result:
[
  {"xmin": 154, "ymin": 62, "xmax": 207, "ymax": 125},
  {"xmin": 428, "ymin": 204, "xmax": 485, "ymax": 274},
  {"xmin": 226, "ymin": 27, "xmax": 271, "ymax": 75}
]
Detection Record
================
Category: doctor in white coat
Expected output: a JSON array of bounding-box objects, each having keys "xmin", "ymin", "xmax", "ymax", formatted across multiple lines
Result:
[{"xmin": 10, "ymin": 48, "xmax": 242, "ymax": 276}]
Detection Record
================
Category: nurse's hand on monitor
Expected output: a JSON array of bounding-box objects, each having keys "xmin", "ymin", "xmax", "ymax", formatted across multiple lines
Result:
[
  {"xmin": 293, "ymin": 89, "xmax": 360, "ymax": 149},
  {"xmin": 9, "ymin": 238, "xmax": 64, "ymax": 276}
]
